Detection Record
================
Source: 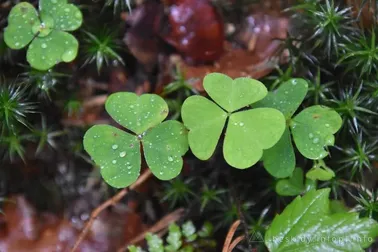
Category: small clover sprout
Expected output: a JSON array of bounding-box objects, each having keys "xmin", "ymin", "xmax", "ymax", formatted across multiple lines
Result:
[
  {"xmin": 255, "ymin": 78, "xmax": 342, "ymax": 178},
  {"xmin": 275, "ymin": 167, "xmax": 316, "ymax": 196},
  {"xmin": 4, "ymin": 0, "xmax": 83, "ymax": 70},
  {"xmin": 181, "ymin": 73, "xmax": 286, "ymax": 169},
  {"xmin": 83, "ymin": 92, "xmax": 189, "ymax": 188}
]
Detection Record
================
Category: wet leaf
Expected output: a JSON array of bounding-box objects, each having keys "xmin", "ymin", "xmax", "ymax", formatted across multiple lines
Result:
[
  {"xmin": 3, "ymin": 0, "xmax": 82, "ymax": 70},
  {"xmin": 291, "ymin": 105, "xmax": 342, "ymax": 159},
  {"xmin": 27, "ymin": 30, "xmax": 79, "ymax": 71},
  {"xmin": 204, "ymin": 72, "xmax": 267, "ymax": 112},
  {"xmin": 181, "ymin": 95, "xmax": 227, "ymax": 160},
  {"xmin": 265, "ymin": 188, "xmax": 378, "ymax": 252},
  {"xmin": 4, "ymin": 2, "xmax": 39, "ymax": 49},
  {"xmin": 105, "ymin": 92, "xmax": 168, "ymax": 135},
  {"xmin": 306, "ymin": 166, "xmax": 335, "ymax": 181},
  {"xmin": 142, "ymin": 121, "xmax": 188, "ymax": 180},
  {"xmin": 84, "ymin": 92, "xmax": 188, "ymax": 188},
  {"xmin": 224, "ymin": 108, "xmax": 285, "ymax": 168},
  {"xmin": 262, "ymin": 127, "xmax": 295, "ymax": 178},
  {"xmin": 275, "ymin": 167, "xmax": 305, "ymax": 196},
  {"xmin": 254, "ymin": 78, "xmax": 308, "ymax": 118},
  {"xmin": 40, "ymin": 0, "xmax": 82, "ymax": 31},
  {"xmin": 181, "ymin": 73, "xmax": 285, "ymax": 169},
  {"xmin": 83, "ymin": 125, "xmax": 141, "ymax": 188}
]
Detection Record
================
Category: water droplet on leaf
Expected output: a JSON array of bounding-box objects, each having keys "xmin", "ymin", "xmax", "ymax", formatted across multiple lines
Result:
[{"xmin": 112, "ymin": 144, "xmax": 118, "ymax": 150}]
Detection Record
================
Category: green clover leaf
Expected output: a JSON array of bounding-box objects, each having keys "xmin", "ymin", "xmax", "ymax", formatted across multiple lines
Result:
[
  {"xmin": 291, "ymin": 105, "xmax": 342, "ymax": 159},
  {"xmin": 181, "ymin": 73, "xmax": 286, "ymax": 169},
  {"xmin": 265, "ymin": 188, "xmax": 378, "ymax": 252},
  {"xmin": 275, "ymin": 167, "xmax": 316, "ymax": 196},
  {"xmin": 275, "ymin": 167, "xmax": 305, "ymax": 196},
  {"xmin": 83, "ymin": 92, "xmax": 189, "ymax": 188},
  {"xmin": 254, "ymin": 79, "xmax": 342, "ymax": 178},
  {"xmin": 306, "ymin": 160, "xmax": 335, "ymax": 181},
  {"xmin": 4, "ymin": 0, "xmax": 83, "ymax": 70}
]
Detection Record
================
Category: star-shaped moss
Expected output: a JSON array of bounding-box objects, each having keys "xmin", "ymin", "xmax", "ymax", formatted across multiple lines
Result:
[{"xmin": 4, "ymin": 0, "xmax": 83, "ymax": 70}]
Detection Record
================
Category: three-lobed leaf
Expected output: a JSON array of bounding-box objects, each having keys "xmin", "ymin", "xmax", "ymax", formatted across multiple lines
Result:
[
  {"xmin": 265, "ymin": 188, "xmax": 378, "ymax": 252},
  {"xmin": 182, "ymin": 73, "xmax": 285, "ymax": 169},
  {"xmin": 84, "ymin": 92, "xmax": 188, "ymax": 188},
  {"xmin": 4, "ymin": 0, "xmax": 83, "ymax": 70}
]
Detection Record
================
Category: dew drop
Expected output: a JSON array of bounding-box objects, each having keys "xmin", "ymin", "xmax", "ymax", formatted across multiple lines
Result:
[
  {"xmin": 313, "ymin": 138, "xmax": 319, "ymax": 144},
  {"xmin": 62, "ymin": 50, "xmax": 75, "ymax": 62},
  {"xmin": 239, "ymin": 122, "xmax": 244, "ymax": 126},
  {"xmin": 41, "ymin": 43, "xmax": 47, "ymax": 48},
  {"xmin": 112, "ymin": 144, "xmax": 118, "ymax": 150},
  {"xmin": 15, "ymin": 42, "xmax": 20, "ymax": 47},
  {"xmin": 168, "ymin": 156, "xmax": 174, "ymax": 162},
  {"xmin": 64, "ymin": 8, "xmax": 70, "ymax": 12},
  {"xmin": 325, "ymin": 123, "xmax": 330, "ymax": 127},
  {"xmin": 159, "ymin": 172, "xmax": 164, "ymax": 175},
  {"xmin": 112, "ymin": 160, "xmax": 117, "ymax": 164},
  {"xmin": 309, "ymin": 133, "xmax": 314, "ymax": 139},
  {"xmin": 292, "ymin": 79, "xmax": 297, "ymax": 85},
  {"xmin": 130, "ymin": 105, "xmax": 134, "ymax": 108},
  {"xmin": 119, "ymin": 151, "xmax": 126, "ymax": 157}
]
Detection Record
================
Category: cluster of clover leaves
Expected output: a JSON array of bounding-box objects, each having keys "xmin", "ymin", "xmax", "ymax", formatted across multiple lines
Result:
[
  {"xmin": 4, "ymin": 0, "xmax": 83, "ymax": 70},
  {"xmin": 83, "ymin": 72, "xmax": 342, "ymax": 189}
]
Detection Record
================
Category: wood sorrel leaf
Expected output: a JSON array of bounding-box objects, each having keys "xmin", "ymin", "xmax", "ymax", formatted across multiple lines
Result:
[
  {"xmin": 39, "ymin": 0, "xmax": 83, "ymax": 31},
  {"xmin": 254, "ymin": 78, "xmax": 308, "ymax": 119},
  {"xmin": 105, "ymin": 92, "xmax": 169, "ymax": 135},
  {"xmin": 83, "ymin": 125, "xmax": 140, "ymax": 188},
  {"xmin": 142, "ymin": 120, "xmax": 189, "ymax": 180},
  {"xmin": 265, "ymin": 188, "xmax": 378, "ymax": 252},
  {"xmin": 275, "ymin": 167, "xmax": 304, "ymax": 196},
  {"xmin": 291, "ymin": 105, "xmax": 342, "ymax": 159},
  {"xmin": 306, "ymin": 166, "xmax": 335, "ymax": 181},
  {"xmin": 27, "ymin": 30, "xmax": 79, "ymax": 71},
  {"xmin": 4, "ymin": 2, "xmax": 39, "ymax": 49},
  {"xmin": 223, "ymin": 108, "xmax": 285, "ymax": 168},
  {"xmin": 181, "ymin": 95, "xmax": 227, "ymax": 160},
  {"xmin": 203, "ymin": 72, "xmax": 267, "ymax": 112},
  {"xmin": 262, "ymin": 127, "xmax": 295, "ymax": 178}
]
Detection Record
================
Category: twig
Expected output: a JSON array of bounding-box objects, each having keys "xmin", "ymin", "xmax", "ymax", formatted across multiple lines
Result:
[
  {"xmin": 117, "ymin": 208, "xmax": 185, "ymax": 252},
  {"xmin": 70, "ymin": 170, "xmax": 152, "ymax": 252},
  {"xmin": 222, "ymin": 220, "xmax": 241, "ymax": 252},
  {"xmin": 228, "ymin": 235, "xmax": 245, "ymax": 252},
  {"xmin": 83, "ymin": 95, "xmax": 108, "ymax": 109}
]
